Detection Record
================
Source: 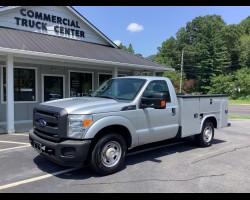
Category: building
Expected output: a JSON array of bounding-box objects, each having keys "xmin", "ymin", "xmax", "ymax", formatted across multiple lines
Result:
[{"xmin": 0, "ymin": 6, "xmax": 173, "ymax": 134}]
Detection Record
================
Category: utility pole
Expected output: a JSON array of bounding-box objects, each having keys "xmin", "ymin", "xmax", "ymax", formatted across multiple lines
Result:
[{"xmin": 179, "ymin": 50, "xmax": 184, "ymax": 93}]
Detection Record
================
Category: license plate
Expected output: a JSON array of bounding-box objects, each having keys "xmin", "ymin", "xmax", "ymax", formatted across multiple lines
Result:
[{"xmin": 33, "ymin": 141, "xmax": 43, "ymax": 154}]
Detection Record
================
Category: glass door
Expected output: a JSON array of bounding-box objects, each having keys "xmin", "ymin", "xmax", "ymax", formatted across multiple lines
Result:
[
  {"xmin": 69, "ymin": 72, "xmax": 93, "ymax": 97},
  {"xmin": 43, "ymin": 75, "xmax": 64, "ymax": 102}
]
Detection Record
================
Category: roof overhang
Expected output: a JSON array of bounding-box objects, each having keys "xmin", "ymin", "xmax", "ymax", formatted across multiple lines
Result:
[{"xmin": 0, "ymin": 47, "xmax": 174, "ymax": 72}]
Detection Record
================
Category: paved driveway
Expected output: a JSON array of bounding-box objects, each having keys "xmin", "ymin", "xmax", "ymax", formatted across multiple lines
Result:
[{"xmin": 0, "ymin": 119, "xmax": 250, "ymax": 193}]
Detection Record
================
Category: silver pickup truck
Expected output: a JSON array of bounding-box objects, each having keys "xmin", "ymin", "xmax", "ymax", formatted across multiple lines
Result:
[{"xmin": 29, "ymin": 76, "xmax": 230, "ymax": 175}]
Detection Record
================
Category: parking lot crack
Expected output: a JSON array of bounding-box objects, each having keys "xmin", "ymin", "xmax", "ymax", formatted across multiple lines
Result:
[
  {"xmin": 191, "ymin": 145, "xmax": 250, "ymax": 164},
  {"xmin": 73, "ymin": 173, "xmax": 225, "ymax": 186}
]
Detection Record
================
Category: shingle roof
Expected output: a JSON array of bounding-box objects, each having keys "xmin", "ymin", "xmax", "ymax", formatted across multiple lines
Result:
[{"xmin": 0, "ymin": 27, "xmax": 172, "ymax": 71}]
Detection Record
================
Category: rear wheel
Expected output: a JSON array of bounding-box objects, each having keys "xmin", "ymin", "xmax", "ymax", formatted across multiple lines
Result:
[
  {"xmin": 89, "ymin": 133, "xmax": 127, "ymax": 176},
  {"xmin": 195, "ymin": 120, "xmax": 214, "ymax": 147}
]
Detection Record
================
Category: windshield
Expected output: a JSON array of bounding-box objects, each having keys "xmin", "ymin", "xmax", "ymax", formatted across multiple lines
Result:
[{"xmin": 91, "ymin": 78, "xmax": 146, "ymax": 101}]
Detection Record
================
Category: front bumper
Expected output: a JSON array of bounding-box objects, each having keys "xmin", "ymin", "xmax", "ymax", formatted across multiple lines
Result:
[{"xmin": 29, "ymin": 130, "xmax": 91, "ymax": 167}]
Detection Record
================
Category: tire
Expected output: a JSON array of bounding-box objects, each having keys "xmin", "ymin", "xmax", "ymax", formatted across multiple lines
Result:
[
  {"xmin": 89, "ymin": 133, "xmax": 127, "ymax": 176},
  {"xmin": 195, "ymin": 120, "xmax": 214, "ymax": 147}
]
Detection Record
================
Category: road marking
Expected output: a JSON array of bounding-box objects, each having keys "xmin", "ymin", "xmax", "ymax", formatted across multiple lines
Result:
[
  {"xmin": 0, "ymin": 140, "xmax": 30, "ymax": 145},
  {"xmin": 0, "ymin": 145, "xmax": 31, "ymax": 152},
  {"xmin": 127, "ymin": 141, "xmax": 185, "ymax": 156},
  {"xmin": 0, "ymin": 167, "xmax": 78, "ymax": 190}
]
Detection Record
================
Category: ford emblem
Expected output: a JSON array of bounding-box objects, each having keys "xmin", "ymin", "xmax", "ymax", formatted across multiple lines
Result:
[{"xmin": 38, "ymin": 119, "xmax": 47, "ymax": 128}]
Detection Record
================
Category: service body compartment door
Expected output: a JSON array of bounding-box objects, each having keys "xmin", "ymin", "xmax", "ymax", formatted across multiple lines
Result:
[
  {"xmin": 200, "ymin": 97, "xmax": 221, "ymax": 114},
  {"xmin": 219, "ymin": 97, "xmax": 229, "ymax": 128},
  {"xmin": 178, "ymin": 98, "xmax": 200, "ymax": 137}
]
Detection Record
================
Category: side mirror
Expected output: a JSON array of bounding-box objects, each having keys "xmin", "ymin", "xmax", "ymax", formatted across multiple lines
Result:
[{"xmin": 140, "ymin": 92, "xmax": 166, "ymax": 109}]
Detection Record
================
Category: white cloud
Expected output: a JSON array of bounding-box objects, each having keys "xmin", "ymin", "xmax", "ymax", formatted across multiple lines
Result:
[
  {"xmin": 113, "ymin": 40, "xmax": 122, "ymax": 46},
  {"xmin": 127, "ymin": 23, "xmax": 144, "ymax": 33}
]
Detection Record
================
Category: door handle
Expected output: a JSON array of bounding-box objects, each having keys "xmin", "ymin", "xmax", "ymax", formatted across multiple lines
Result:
[{"xmin": 172, "ymin": 108, "xmax": 176, "ymax": 116}]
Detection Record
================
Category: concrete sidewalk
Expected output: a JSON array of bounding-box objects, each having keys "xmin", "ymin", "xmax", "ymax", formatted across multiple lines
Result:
[{"xmin": 0, "ymin": 122, "xmax": 32, "ymax": 134}]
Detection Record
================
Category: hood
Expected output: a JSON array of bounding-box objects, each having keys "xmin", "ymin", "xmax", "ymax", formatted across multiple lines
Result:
[{"xmin": 40, "ymin": 97, "xmax": 130, "ymax": 114}]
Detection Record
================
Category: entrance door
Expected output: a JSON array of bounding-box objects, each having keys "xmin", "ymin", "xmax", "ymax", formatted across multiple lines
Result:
[
  {"xmin": 69, "ymin": 71, "xmax": 93, "ymax": 97},
  {"xmin": 42, "ymin": 75, "xmax": 64, "ymax": 102}
]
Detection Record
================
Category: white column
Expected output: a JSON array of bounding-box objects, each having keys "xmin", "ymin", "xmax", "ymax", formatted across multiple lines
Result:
[
  {"xmin": 152, "ymin": 71, "xmax": 156, "ymax": 76},
  {"xmin": 6, "ymin": 54, "xmax": 15, "ymax": 134},
  {"xmin": 112, "ymin": 66, "xmax": 118, "ymax": 78}
]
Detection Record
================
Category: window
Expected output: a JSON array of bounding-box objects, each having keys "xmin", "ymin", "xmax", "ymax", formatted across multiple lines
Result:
[
  {"xmin": 92, "ymin": 78, "xmax": 146, "ymax": 101},
  {"xmin": 70, "ymin": 72, "xmax": 93, "ymax": 97},
  {"xmin": 3, "ymin": 67, "xmax": 36, "ymax": 102},
  {"xmin": 98, "ymin": 74, "xmax": 112, "ymax": 86},
  {"xmin": 43, "ymin": 75, "xmax": 64, "ymax": 102},
  {"xmin": 143, "ymin": 80, "xmax": 171, "ymax": 103}
]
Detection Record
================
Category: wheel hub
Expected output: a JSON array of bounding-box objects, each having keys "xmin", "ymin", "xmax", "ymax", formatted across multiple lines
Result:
[
  {"xmin": 105, "ymin": 148, "xmax": 116, "ymax": 160},
  {"xmin": 101, "ymin": 141, "xmax": 122, "ymax": 167},
  {"xmin": 204, "ymin": 126, "xmax": 212, "ymax": 142}
]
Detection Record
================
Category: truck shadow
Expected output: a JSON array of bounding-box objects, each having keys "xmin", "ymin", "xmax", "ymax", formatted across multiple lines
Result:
[{"xmin": 33, "ymin": 136, "xmax": 225, "ymax": 180}]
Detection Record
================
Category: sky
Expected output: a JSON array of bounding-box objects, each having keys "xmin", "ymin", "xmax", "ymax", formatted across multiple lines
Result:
[{"xmin": 73, "ymin": 6, "xmax": 250, "ymax": 57}]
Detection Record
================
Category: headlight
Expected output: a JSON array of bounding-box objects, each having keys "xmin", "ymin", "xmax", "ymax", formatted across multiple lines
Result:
[{"xmin": 67, "ymin": 115, "xmax": 93, "ymax": 139}]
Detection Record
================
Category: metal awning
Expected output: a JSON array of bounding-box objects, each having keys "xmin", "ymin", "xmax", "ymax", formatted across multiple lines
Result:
[{"xmin": 0, "ymin": 27, "xmax": 173, "ymax": 72}]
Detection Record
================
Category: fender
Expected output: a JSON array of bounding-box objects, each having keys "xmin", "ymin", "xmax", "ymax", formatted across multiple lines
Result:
[
  {"xmin": 84, "ymin": 115, "xmax": 138, "ymax": 147},
  {"xmin": 199, "ymin": 114, "xmax": 217, "ymax": 132}
]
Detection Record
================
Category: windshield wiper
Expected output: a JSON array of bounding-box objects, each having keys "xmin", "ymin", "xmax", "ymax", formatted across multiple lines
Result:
[{"xmin": 96, "ymin": 96, "xmax": 119, "ymax": 101}]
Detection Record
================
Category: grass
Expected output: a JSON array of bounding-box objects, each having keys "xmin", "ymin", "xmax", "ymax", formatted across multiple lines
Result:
[
  {"xmin": 228, "ymin": 115, "xmax": 250, "ymax": 119},
  {"xmin": 229, "ymin": 99, "xmax": 250, "ymax": 104}
]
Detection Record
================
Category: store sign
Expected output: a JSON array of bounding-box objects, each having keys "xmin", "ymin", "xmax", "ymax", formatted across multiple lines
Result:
[{"xmin": 14, "ymin": 8, "xmax": 85, "ymax": 38}]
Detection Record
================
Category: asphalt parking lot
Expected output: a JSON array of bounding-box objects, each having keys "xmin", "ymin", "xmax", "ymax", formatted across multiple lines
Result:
[{"xmin": 0, "ymin": 119, "xmax": 250, "ymax": 193}]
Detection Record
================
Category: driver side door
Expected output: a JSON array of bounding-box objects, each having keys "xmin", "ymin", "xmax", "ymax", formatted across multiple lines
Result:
[{"xmin": 137, "ymin": 80, "xmax": 178, "ymax": 145}]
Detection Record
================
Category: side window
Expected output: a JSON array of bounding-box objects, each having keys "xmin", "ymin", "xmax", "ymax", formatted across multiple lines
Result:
[{"xmin": 143, "ymin": 80, "xmax": 171, "ymax": 103}]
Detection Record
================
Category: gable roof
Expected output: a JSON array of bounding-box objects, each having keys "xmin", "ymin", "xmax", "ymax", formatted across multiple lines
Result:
[{"xmin": 0, "ymin": 27, "xmax": 172, "ymax": 71}]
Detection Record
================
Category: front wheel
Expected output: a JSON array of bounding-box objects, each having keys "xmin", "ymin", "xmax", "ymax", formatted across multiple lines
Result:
[
  {"xmin": 89, "ymin": 133, "xmax": 127, "ymax": 176},
  {"xmin": 195, "ymin": 120, "xmax": 214, "ymax": 147}
]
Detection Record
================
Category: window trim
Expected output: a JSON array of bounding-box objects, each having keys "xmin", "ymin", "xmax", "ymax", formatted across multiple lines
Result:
[
  {"xmin": 1, "ymin": 66, "xmax": 38, "ymax": 104},
  {"xmin": 68, "ymin": 70, "xmax": 94, "ymax": 97},
  {"xmin": 41, "ymin": 74, "xmax": 65, "ymax": 103}
]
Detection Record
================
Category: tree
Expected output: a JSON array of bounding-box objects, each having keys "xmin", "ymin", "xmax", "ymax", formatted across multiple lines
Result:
[
  {"xmin": 127, "ymin": 43, "xmax": 135, "ymax": 54},
  {"xmin": 240, "ymin": 35, "xmax": 250, "ymax": 68},
  {"xmin": 239, "ymin": 16, "xmax": 250, "ymax": 34},
  {"xmin": 234, "ymin": 68, "xmax": 250, "ymax": 98},
  {"xmin": 119, "ymin": 43, "xmax": 136, "ymax": 55},
  {"xmin": 208, "ymin": 74, "xmax": 235, "ymax": 96}
]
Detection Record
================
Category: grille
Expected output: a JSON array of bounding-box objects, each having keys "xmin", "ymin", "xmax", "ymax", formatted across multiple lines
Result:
[
  {"xmin": 33, "ymin": 108, "xmax": 67, "ymax": 142},
  {"xmin": 34, "ymin": 128, "xmax": 59, "ymax": 142}
]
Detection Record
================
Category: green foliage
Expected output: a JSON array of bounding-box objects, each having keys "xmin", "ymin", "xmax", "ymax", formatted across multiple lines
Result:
[
  {"xmin": 228, "ymin": 115, "xmax": 250, "ymax": 119},
  {"xmin": 163, "ymin": 71, "xmax": 181, "ymax": 92},
  {"xmin": 240, "ymin": 35, "xmax": 250, "ymax": 68},
  {"xmin": 229, "ymin": 99, "xmax": 250, "ymax": 104},
  {"xmin": 119, "ymin": 43, "xmax": 137, "ymax": 55},
  {"xmin": 234, "ymin": 68, "xmax": 250, "ymax": 97},
  {"xmin": 208, "ymin": 74, "xmax": 235, "ymax": 95},
  {"xmin": 156, "ymin": 14, "xmax": 250, "ymax": 99},
  {"xmin": 239, "ymin": 16, "xmax": 250, "ymax": 34},
  {"xmin": 163, "ymin": 71, "xmax": 196, "ymax": 94},
  {"xmin": 208, "ymin": 68, "xmax": 250, "ymax": 99},
  {"xmin": 127, "ymin": 43, "xmax": 135, "ymax": 54},
  {"xmin": 146, "ymin": 55, "xmax": 156, "ymax": 61}
]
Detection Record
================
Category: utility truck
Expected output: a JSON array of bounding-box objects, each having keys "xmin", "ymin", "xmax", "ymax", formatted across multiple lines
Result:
[{"xmin": 29, "ymin": 76, "xmax": 230, "ymax": 175}]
